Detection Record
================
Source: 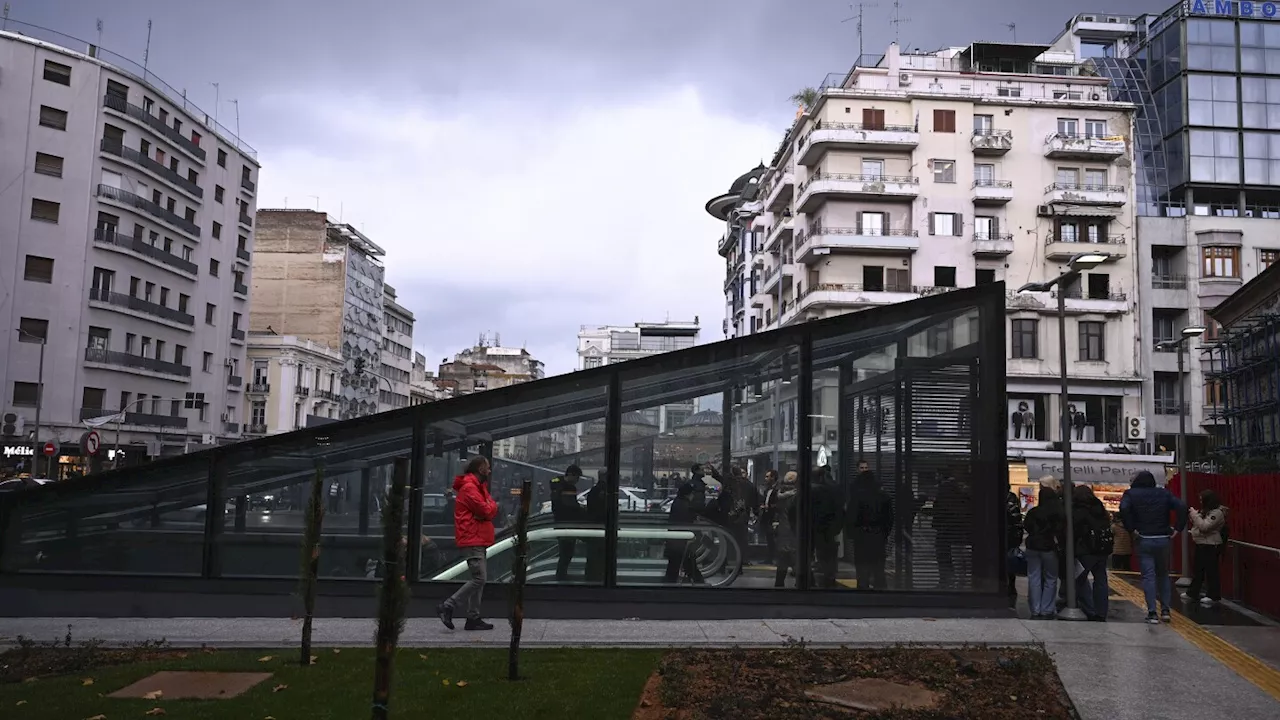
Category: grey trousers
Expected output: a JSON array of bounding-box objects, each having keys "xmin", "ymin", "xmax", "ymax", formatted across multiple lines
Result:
[{"xmin": 445, "ymin": 547, "xmax": 487, "ymax": 620}]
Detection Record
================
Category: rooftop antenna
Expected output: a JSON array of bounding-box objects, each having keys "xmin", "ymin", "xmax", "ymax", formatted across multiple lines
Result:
[
  {"xmin": 307, "ymin": 195, "xmax": 320, "ymax": 211},
  {"xmin": 890, "ymin": 0, "xmax": 910, "ymax": 45},
  {"xmin": 143, "ymin": 19, "xmax": 152, "ymax": 73},
  {"xmin": 1007, "ymin": 22, "xmax": 1017, "ymax": 42},
  {"xmin": 95, "ymin": 18, "xmax": 103, "ymax": 49},
  {"xmin": 229, "ymin": 98, "xmax": 240, "ymax": 138},
  {"xmin": 210, "ymin": 82, "xmax": 220, "ymax": 122},
  {"xmin": 841, "ymin": 2, "xmax": 879, "ymax": 58},
  {"xmin": 2, "ymin": 4, "xmax": 10, "ymax": 32}
]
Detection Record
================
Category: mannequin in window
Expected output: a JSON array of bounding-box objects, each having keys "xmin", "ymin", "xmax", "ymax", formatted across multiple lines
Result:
[
  {"xmin": 1011, "ymin": 402, "xmax": 1026, "ymax": 439},
  {"xmin": 1073, "ymin": 409, "xmax": 1087, "ymax": 441},
  {"xmin": 1023, "ymin": 407, "xmax": 1036, "ymax": 440}
]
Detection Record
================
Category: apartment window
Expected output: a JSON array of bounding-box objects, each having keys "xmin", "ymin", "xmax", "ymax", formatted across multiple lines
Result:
[
  {"xmin": 184, "ymin": 207, "xmax": 195, "ymax": 224},
  {"xmin": 92, "ymin": 267, "xmax": 115, "ymax": 293},
  {"xmin": 191, "ymin": 131, "xmax": 201, "ymax": 147},
  {"xmin": 932, "ymin": 108, "xmax": 956, "ymax": 133},
  {"xmin": 931, "ymin": 159, "xmax": 956, "ymax": 183},
  {"xmin": 926, "ymin": 324, "xmax": 953, "ymax": 354},
  {"xmin": 861, "ymin": 108, "xmax": 885, "ymax": 129},
  {"xmin": 1053, "ymin": 90, "xmax": 1083, "ymax": 100},
  {"xmin": 209, "ymin": 259, "xmax": 220, "ymax": 277},
  {"xmin": 169, "ymin": 157, "xmax": 179, "ymax": 174},
  {"xmin": 17, "ymin": 318, "xmax": 48, "ymax": 342},
  {"xmin": 1154, "ymin": 374, "xmax": 1179, "ymax": 414},
  {"xmin": 251, "ymin": 401, "xmax": 266, "ymax": 426},
  {"xmin": 974, "ymin": 216, "xmax": 998, "ymax": 239},
  {"xmin": 241, "ymin": 166, "xmax": 252, "ymax": 184},
  {"xmin": 13, "ymin": 382, "xmax": 41, "ymax": 407},
  {"xmin": 205, "ymin": 303, "xmax": 216, "ymax": 325},
  {"xmin": 1057, "ymin": 118, "xmax": 1079, "ymax": 136},
  {"xmin": 178, "ymin": 294, "xmax": 189, "ymax": 313},
  {"xmin": 82, "ymin": 387, "xmax": 106, "ymax": 411},
  {"xmin": 217, "ymin": 149, "xmax": 227, "ymax": 167},
  {"xmin": 181, "ymin": 246, "xmax": 192, "ymax": 261},
  {"xmin": 1205, "ymin": 379, "xmax": 1224, "ymax": 406},
  {"xmin": 1202, "ymin": 246, "xmax": 1240, "ymax": 278},
  {"xmin": 38, "ymin": 105, "xmax": 68, "ymax": 130},
  {"xmin": 184, "ymin": 392, "xmax": 206, "ymax": 410},
  {"xmin": 861, "ymin": 159, "xmax": 884, "ymax": 178},
  {"xmin": 160, "ymin": 287, "xmax": 170, "ymax": 306},
  {"xmin": 23, "ymin": 255, "xmax": 54, "ymax": 283},
  {"xmin": 933, "ymin": 266, "xmax": 957, "ymax": 287},
  {"xmin": 140, "ymin": 336, "xmax": 152, "ymax": 357},
  {"xmin": 215, "ymin": 185, "xmax": 225, "ymax": 203},
  {"xmin": 1153, "ymin": 312, "xmax": 1176, "ymax": 345},
  {"xmin": 1205, "ymin": 318, "xmax": 1222, "ymax": 341},
  {"xmin": 43, "ymin": 59, "xmax": 72, "ymax": 85},
  {"xmin": 1084, "ymin": 168, "xmax": 1108, "ymax": 187},
  {"xmin": 144, "ymin": 281, "xmax": 155, "ymax": 302},
  {"xmin": 973, "ymin": 163, "xmax": 995, "ymax": 184},
  {"xmin": 107, "ymin": 80, "xmax": 130, "ymax": 103},
  {"xmin": 929, "ymin": 212, "xmax": 961, "ymax": 236},
  {"xmin": 203, "ymin": 352, "xmax": 213, "ymax": 372},
  {"xmin": 976, "ymin": 268, "xmax": 996, "ymax": 285},
  {"xmin": 1079, "ymin": 321, "xmax": 1106, "ymax": 361},
  {"xmin": 997, "ymin": 87, "xmax": 1021, "ymax": 97},
  {"xmin": 212, "ymin": 221, "xmax": 222, "ymax": 239},
  {"xmin": 30, "ymin": 199, "xmax": 60, "ymax": 223},
  {"xmin": 973, "ymin": 114, "xmax": 994, "ymax": 133},
  {"xmin": 1012, "ymin": 320, "xmax": 1038, "ymax": 359},
  {"xmin": 166, "ymin": 198, "xmax": 176, "ymax": 214},
  {"xmin": 858, "ymin": 211, "xmax": 886, "ymax": 235},
  {"xmin": 1056, "ymin": 167, "xmax": 1081, "ymax": 186},
  {"xmin": 1085, "ymin": 119, "xmax": 1107, "ymax": 138},
  {"xmin": 129, "ymin": 277, "xmax": 141, "ymax": 297},
  {"xmin": 33, "ymin": 152, "xmax": 64, "ymax": 177},
  {"xmin": 88, "ymin": 327, "xmax": 110, "ymax": 351},
  {"xmin": 171, "ymin": 399, "xmax": 181, "ymax": 417},
  {"xmin": 1260, "ymin": 249, "xmax": 1279, "ymax": 269},
  {"xmin": 584, "ymin": 356, "xmax": 603, "ymax": 369}
]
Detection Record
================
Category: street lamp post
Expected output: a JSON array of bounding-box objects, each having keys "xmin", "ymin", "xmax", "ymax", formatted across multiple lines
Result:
[
  {"xmin": 16, "ymin": 329, "xmax": 47, "ymax": 478},
  {"xmin": 1157, "ymin": 325, "xmax": 1205, "ymax": 585},
  {"xmin": 1018, "ymin": 252, "xmax": 1110, "ymax": 622}
]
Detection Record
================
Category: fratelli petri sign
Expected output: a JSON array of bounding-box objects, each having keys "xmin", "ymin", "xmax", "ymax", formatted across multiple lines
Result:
[{"xmin": 1190, "ymin": 0, "xmax": 1280, "ymax": 19}]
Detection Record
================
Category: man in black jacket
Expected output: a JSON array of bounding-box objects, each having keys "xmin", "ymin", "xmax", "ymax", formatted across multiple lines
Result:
[
  {"xmin": 552, "ymin": 465, "xmax": 584, "ymax": 581},
  {"xmin": 810, "ymin": 465, "xmax": 845, "ymax": 588},
  {"xmin": 663, "ymin": 481, "xmax": 707, "ymax": 584},
  {"xmin": 1120, "ymin": 470, "xmax": 1187, "ymax": 623},
  {"xmin": 850, "ymin": 462, "xmax": 894, "ymax": 590},
  {"xmin": 1072, "ymin": 484, "xmax": 1113, "ymax": 621}
]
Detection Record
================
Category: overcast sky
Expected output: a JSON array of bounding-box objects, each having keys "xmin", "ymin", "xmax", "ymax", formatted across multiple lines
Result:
[{"xmin": 17, "ymin": 0, "xmax": 1166, "ymax": 374}]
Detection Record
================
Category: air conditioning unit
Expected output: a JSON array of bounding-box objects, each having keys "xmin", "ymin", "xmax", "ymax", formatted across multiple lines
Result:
[
  {"xmin": 1090, "ymin": 92, "xmax": 1102, "ymax": 101},
  {"xmin": 1036, "ymin": 204, "xmax": 1054, "ymax": 216},
  {"xmin": 898, "ymin": 72, "xmax": 912, "ymax": 86},
  {"xmin": 220, "ymin": 412, "xmax": 230, "ymax": 422},
  {"xmin": 224, "ymin": 358, "xmax": 234, "ymax": 367},
  {"xmin": 1126, "ymin": 415, "xmax": 1147, "ymax": 441},
  {"xmin": 201, "ymin": 433, "xmax": 216, "ymax": 445}
]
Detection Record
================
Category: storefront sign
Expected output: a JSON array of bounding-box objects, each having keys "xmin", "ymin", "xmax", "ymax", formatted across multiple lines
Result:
[
  {"xmin": 3, "ymin": 445, "xmax": 34, "ymax": 458},
  {"xmin": 1021, "ymin": 451, "xmax": 1169, "ymax": 487},
  {"xmin": 1191, "ymin": 0, "xmax": 1280, "ymax": 19}
]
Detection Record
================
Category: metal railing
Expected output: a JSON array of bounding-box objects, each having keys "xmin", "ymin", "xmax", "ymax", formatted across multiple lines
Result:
[
  {"xmin": 1045, "ymin": 233, "xmax": 1126, "ymax": 245},
  {"xmin": 96, "ymin": 184, "xmax": 201, "ymax": 238},
  {"xmin": 799, "ymin": 120, "xmax": 918, "ymax": 148},
  {"xmin": 972, "ymin": 128, "xmax": 1012, "ymax": 138},
  {"xmin": 803, "ymin": 225, "xmax": 918, "ymax": 238},
  {"xmin": 92, "ymin": 229, "xmax": 199, "ymax": 275},
  {"xmin": 246, "ymin": 423, "xmax": 268, "ymax": 434},
  {"xmin": 799, "ymin": 171, "xmax": 919, "ymax": 193},
  {"xmin": 1044, "ymin": 182, "xmax": 1126, "ymax": 193},
  {"xmin": 102, "ymin": 94, "xmax": 207, "ymax": 161},
  {"xmin": 233, "ymin": 282, "xmax": 249, "ymax": 296},
  {"xmin": 227, "ymin": 375, "xmax": 243, "ymax": 387},
  {"xmin": 235, "ymin": 247, "xmax": 251, "ymax": 262},
  {"xmin": 973, "ymin": 233, "xmax": 1014, "ymax": 242},
  {"xmin": 83, "ymin": 347, "xmax": 191, "ymax": 377},
  {"xmin": 238, "ymin": 212, "xmax": 253, "ymax": 227},
  {"xmin": 1153, "ymin": 398, "xmax": 1191, "ymax": 415},
  {"xmin": 248, "ymin": 382, "xmax": 270, "ymax": 394},
  {"xmin": 800, "ymin": 282, "xmax": 946, "ymax": 298},
  {"xmin": 99, "ymin": 138, "xmax": 203, "ymax": 198},
  {"xmin": 972, "ymin": 178, "xmax": 1013, "ymax": 188},
  {"xmin": 1152, "ymin": 274, "xmax": 1188, "ymax": 289},
  {"xmin": 78, "ymin": 408, "xmax": 189, "ymax": 429},
  {"xmin": 88, "ymin": 287, "xmax": 196, "ymax": 326},
  {"xmin": 241, "ymin": 177, "xmax": 256, "ymax": 193},
  {"xmin": 230, "ymin": 329, "xmax": 246, "ymax": 341},
  {"xmin": 1049, "ymin": 289, "xmax": 1129, "ymax": 302},
  {"xmin": 296, "ymin": 385, "xmax": 311, "ymax": 397}
]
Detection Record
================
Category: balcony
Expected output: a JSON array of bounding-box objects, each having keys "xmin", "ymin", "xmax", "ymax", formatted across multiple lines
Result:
[
  {"xmin": 796, "ymin": 226, "xmax": 919, "ymax": 263},
  {"xmin": 248, "ymin": 381, "xmax": 270, "ymax": 394},
  {"xmin": 1154, "ymin": 399, "xmax": 1192, "ymax": 416},
  {"xmin": 99, "ymin": 139, "xmax": 203, "ymax": 199},
  {"xmin": 797, "ymin": 282, "xmax": 923, "ymax": 312},
  {"xmin": 79, "ymin": 406, "xmax": 189, "ymax": 430},
  {"xmin": 295, "ymin": 385, "xmax": 311, "ymax": 397},
  {"xmin": 1152, "ymin": 274, "xmax": 1188, "ymax": 290},
  {"xmin": 971, "ymin": 179, "xmax": 1013, "ymax": 205},
  {"xmin": 238, "ymin": 212, "xmax": 253, "ymax": 228},
  {"xmin": 231, "ymin": 328, "xmax": 246, "ymax": 342},
  {"xmin": 315, "ymin": 389, "xmax": 339, "ymax": 402},
  {"xmin": 233, "ymin": 281, "xmax": 249, "ymax": 297},
  {"xmin": 764, "ymin": 171, "xmax": 794, "ymax": 212},
  {"xmin": 798, "ymin": 122, "xmax": 919, "ymax": 165},
  {"xmin": 245, "ymin": 423, "xmax": 268, "ymax": 435},
  {"xmin": 1044, "ymin": 182, "xmax": 1126, "ymax": 206},
  {"xmin": 96, "ymin": 184, "xmax": 201, "ymax": 238},
  {"xmin": 1044, "ymin": 132, "xmax": 1126, "ymax": 161},
  {"xmin": 797, "ymin": 172, "xmax": 919, "ymax": 212},
  {"xmin": 83, "ymin": 347, "xmax": 191, "ymax": 378},
  {"xmin": 224, "ymin": 421, "xmax": 240, "ymax": 434},
  {"xmin": 1151, "ymin": 273, "xmax": 1190, "ymax": 308},
  {"xmin": 88, "ymin": 287, "xmax": 195, "ymax": 328},
  {"xmin": 970, "ymin": 129, "xmax": 1012, "ymax": 156},
  {"xmin": 236, "ymin": 247, "xmax": 251, "ymax": 263},
  {"xmin": 241, "ymin": 177, "xmax": 256, "ymax": 195},
  {"xmin": 1049, "ymin": 289, "xmax": 1130, "ymax": 315},
  {"xmin": 102, "ymin": 94, "xmax": 207, "ymax": 162},
  {"xmin": 92, "ymin": 229, "xmax": 198, "ymax": 277},
  {"xmin": 1043, "ymin": 234, "xmax": 1127, "ymax": 262},
  {"xmin": 972, "ymin": 233, "xmax": 1014, "ymax": 257},
  {"xmin": 765, "ymin": 214, "xmax": 793, "ymax": 251}
]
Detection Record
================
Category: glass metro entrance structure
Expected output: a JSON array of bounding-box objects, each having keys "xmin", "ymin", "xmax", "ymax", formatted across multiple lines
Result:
[{"xmin": 0, "ymin": 284, "xmax": 1007, "ymax": 617}]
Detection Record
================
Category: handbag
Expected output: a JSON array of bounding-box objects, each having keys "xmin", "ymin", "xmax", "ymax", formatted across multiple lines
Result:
[{"xmin": 1007, "ymin": 547, "xmax": 1028, "ymax": 577}]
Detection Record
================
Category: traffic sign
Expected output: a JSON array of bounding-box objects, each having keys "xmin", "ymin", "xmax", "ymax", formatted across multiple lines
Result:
[
  {"xmin": 84, "ymin": 431, "xmax": 101, "ymax": 456},
  {"xmin": 42, "ymin": 441, "xmax": 56, "ymax": 457}
]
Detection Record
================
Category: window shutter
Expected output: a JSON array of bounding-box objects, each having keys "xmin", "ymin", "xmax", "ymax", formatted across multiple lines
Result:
[
  {"xmin": 954, "ymin": 213, "xmax": 963, "ymax": 237},
  {"xmin": 928, "ymin": 212, "xmax": 936, "ymax": 236}
]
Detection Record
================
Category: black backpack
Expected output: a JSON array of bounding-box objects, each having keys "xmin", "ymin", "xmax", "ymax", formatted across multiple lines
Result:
[{"xmin": 1081, "ymin": 508, "xmax": 1114, "ymax": 555}]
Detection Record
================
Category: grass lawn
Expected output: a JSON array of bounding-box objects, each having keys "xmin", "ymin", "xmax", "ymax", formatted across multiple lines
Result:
[{"xmin": 1, "ymin": 647, "xmax": 662, "ymax": 719}]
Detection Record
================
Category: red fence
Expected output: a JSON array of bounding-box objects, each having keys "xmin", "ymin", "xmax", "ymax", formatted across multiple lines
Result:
[{"xmin": 1168, "ymin": 472, "xmax": 1280, "ymax": 619}]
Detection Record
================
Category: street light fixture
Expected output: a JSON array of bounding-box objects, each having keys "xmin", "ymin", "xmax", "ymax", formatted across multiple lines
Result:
[
  {"xmin": 1156, "ymin": 324, "xmax": 1205, "ymax": 586},
  {"xmin": 15, "ymin": 329, "xmax": 47, "ymax": 478},
  {"xmin": 1017, "ymin": 252, "xmax": 1111, "ymax": 622}
]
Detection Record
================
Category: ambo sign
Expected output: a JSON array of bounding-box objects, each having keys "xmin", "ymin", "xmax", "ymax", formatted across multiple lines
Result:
[{"xmin": 1190, "ymin": 0, "xmax": 1280, "ymax": 19}]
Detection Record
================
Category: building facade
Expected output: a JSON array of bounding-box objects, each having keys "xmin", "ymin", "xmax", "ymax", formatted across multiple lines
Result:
[
  {"xmin": 0, "ymin": 23, "xmax": 259, "ymax": 475},
  {"xmin": 410, "ymin": 351, "xmax": 452, "ymax": 405},
  {"xmin": 578, "ymin": 319, "xmax": 700, "ymax": 431},
  {"xmin": 380, "ymin": 284, "xmax": 414, "ymax": 412},
  {"xmin": 249, "ymin": 210, "xmax": 387, "ymax": 421},
  {"xmin": 438, "ymin": 336, "xmax": 549, "ymax": 460},
  {"xmin": 243, "ymin": 333, "xmax": 344, "ymax": 436}
]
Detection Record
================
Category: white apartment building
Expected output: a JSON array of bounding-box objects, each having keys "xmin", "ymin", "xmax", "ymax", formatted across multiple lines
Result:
[
  {"xmin": 577, "ymin": 319, "xmax": 700, "ymax": 431},
  {"xmin": 710, "ymin": 39, "xmax": 1174, "ymax": 485},
  {"xmin": 410, "ymin": 351, "xmax": 452, "ymax": 404},
  {"xmin": 379, "ymin": 284, "xmax": 414, "ymax": 412},
  {"xmin": 243, "ymin": 333, "xmax": 343, "ymax": 435},
  {"xmin": 0, "ymin": 23, "xmax": 259, "ymax": 473}
]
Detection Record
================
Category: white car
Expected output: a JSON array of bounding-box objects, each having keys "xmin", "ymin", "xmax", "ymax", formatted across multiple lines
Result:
[{"xmin": 538, "ymin": 486, "xmax": 661, "ymax": 514}]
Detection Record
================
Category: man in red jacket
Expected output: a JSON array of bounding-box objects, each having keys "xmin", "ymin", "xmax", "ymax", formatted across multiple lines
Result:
[{"xmin": 437, "ymin": 456, "xmax": 499, "ymax": 630}]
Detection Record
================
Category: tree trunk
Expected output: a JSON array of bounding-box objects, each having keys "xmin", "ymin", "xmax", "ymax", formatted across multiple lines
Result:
[
  {"xmin": 372, "ymin": 458, "xmax": 410, "ymax": 720},
  {"xmin": 508, "ymin": 478, "xmax": 532, "ymax": 681},
  {"xmin": 300, "ymin": 461, "xmax": 325, "ymax": 667}
]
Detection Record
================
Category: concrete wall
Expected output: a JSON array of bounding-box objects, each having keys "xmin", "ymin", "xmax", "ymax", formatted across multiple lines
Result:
[{"xmin": 249, "ymin": 210, "xmax": 346, "ymax": 349}]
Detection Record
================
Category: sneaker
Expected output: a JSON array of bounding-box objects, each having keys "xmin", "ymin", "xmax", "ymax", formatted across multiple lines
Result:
[
  {"xmin": 1200, "ymin": 597, "xmax": 1217, "ymax": 607},
  {"xmin": 464, "ymin": 618, "xmax": 495, "ymax": 631},
  {"xmin": 1180, "ymin": 592, "xmax": 1198, "ymax": 602},
  {"xmin": 1160, "ymin": 610, "xmax": 1173, "ymax": 623},
  {"xmin": 436, "ymin": 602, "xmax": 455, "ymax": 630},
  {"xmin": 1146, "ymin": 612, "xmax": 1160, "ymax": 625}
]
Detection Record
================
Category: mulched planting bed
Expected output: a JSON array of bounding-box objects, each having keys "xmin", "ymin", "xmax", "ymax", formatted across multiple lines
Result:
[
  {"xmin": 635, "ymin": 645, "xmax": 1076, "ymax": 719},
  {"xmin": 1, "ymin": 638, "xmax": 189, "ymax": 684}
]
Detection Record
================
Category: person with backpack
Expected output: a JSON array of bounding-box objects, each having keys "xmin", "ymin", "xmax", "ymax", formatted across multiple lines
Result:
[
  {"xmin": 1006, "ymin": 490, "xmax": 1025, "ymax": 608},
  {"xmin": 1119, "ymin": 470, "xmax": 1188, "ymax": 624},
  {"xmin": 551, "ymin": 465, "xmax": 585, "ymax": 581},
  {"xmin": 1023, "ymin": 479, "xmax": 1064, "ymax": 619},
  {"xmin": 1183, "ymin": 488, "xmax": 1229, "ymax": 607},
  {"xmin": 850, "ymin": 462, "xmax": 894, "ymax": 591},
  {"xmin": 1071, "ymin": 485, "xmax": 1113, "ymax": 621}
]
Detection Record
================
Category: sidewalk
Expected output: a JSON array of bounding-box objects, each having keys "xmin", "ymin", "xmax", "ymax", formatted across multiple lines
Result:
[{"xmin": 2, "ymin": 616, "xmax": 1277, "ymax": 720}]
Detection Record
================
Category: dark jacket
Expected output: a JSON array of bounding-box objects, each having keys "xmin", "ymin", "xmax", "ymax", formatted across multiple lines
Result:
[
  {"xmin": 773, "ymin": 486, "xmax": 799, "ymax": 553},
  {"xmin": 1006, "ymin": 491, "xmax": 1024, "ymax": 550},
  {"xmin": 1119, "ymin": 471, "xmax": 1187, "ymax": 538},
  {"xmin": 551, "ymin": 478, "xmax": 583, "ymax": 523},
  {"xmin": 1023, "ymin": 488, "xmax": 1064, "ymax": 553},
  {"xmin": 585, "ymin": 479, "xmax": 608, "ymax": 523},
  {"xmin": 1072, "ymin": 491, "xmax": 1111, "ymax": 557},
  {"xmin": 850, "ymin": 472, "xmax": 894, "ymax": 538},
  {"xmin": 811, "ymin": 471, "xmax": 845, "ymax": 542},
  {"xmin": 932, "ymin": 478, "xmax": 971, "ymax": 543}
]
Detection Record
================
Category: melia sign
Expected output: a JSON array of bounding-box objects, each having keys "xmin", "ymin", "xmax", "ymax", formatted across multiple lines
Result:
[{"xmin": 1191, "ymin": 0, "xmax": 1280, "ymax": 19}]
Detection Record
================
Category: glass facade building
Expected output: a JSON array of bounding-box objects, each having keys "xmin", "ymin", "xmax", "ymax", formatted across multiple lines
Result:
[{"xmin": 0, "ymin": 284, "xmax": 1007, "ymax": 615}]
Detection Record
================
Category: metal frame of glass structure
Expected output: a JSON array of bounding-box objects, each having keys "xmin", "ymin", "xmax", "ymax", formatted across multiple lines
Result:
[{"xmin": 0, "ymin": 283, "xmax": 1008, "ymax": 618}]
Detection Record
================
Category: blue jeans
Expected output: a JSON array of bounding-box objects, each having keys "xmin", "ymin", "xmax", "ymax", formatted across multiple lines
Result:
[
  {"xmin": 1076, "ymin": 553, "xmax": 1109, "ymax": 619},
  {"xmin": 1136, "ymin": 535, "xmax": 1172, "ymax": 614},
  {"xmin": 1026, "ymin": 549, "xmax": 1059, "ymax": 616}
]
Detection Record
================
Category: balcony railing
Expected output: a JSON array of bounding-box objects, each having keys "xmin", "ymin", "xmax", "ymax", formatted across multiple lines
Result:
[
  {"xmin": 1154, "ymin": 398, "xmax": 1191, "ymax": 415},
  {"xmin": 99, "ymin": 138, "xmax": 203, "ymax": 198},
  {"xmin": 1153, "ymin": 274, "xmax": 1188, "ymax": 289},
  {"xmin": 799, "ymin": 172, "xmax": 919, "ymax": 191},
  {"xmin": 236, "ymin": 247, "xmax": 251, "ymax": 262},
  {"xmin": 96, "ymin": 184, "xmax": 201, "ymax": 238},
  {"xmin": 227, "ymin": 375, "xmax": 243, "ymax": 387},
  {"xmin": 1044, "ymin": 182, "xmax": 1125, "ymax": 194},
  {"xmin": 84, "ymin": 347, "xmax": 191, "ymax": 377},
  {"xmin": 1050, "ymin": 290, "xmax": 1129, "ymax": 302},
  {"xmin": 315, "ymin": 389, "xmax": 339, "ymax": 401},
  {"xmin": 238, "ymin": 212, "xmax": 253, "ymax": 227},
  {"xmin": 973, "ymin": 232, "xmax": 1014, "ymax": 242},
  {"xmin": 248, "ymin": 381, "xmax": 270, "ymax": 393},
  {"xmin": 246, "ymin": 423, "xmax": 268, "ymax": 434},
  {"xmin": 233, "ymin": 281, "xmax": 249, "ymax": 296},
  {"xmin": 241, "ymin": 177, "xmax": 256, "ymax": 193},
  {"xmin": 224, "ymin": 421, "xmax": 240, "ymax": 434},
  {"xmin": 972, "ymin": 179, "xmax": 1013, "ymax": 189},
  {"xmin": 78, "ymin": 407, "xmax": 189, "ymax": 429},
  {"xmin": 296, "ymin": 385, "xmax": 311, "ymax": 396},
  {"xmin": 88, "ymin": 287, "xmax": 196, "ymax": 326},
  {"xmin": 231, "ymin": 328, "xmax": 246, "ymax": 341},
  {"xmin": 102, "ymin": 94, "xmax": 207, "ymax": 161},
  {"xmin": 1045, "ymin": 233, "xmax": 1126, "ymax": 246},
  {"xmin": 802, "ymin": 225, "xmax": 919, "ymax": 239},
  {"xmin": 92, "ymin": 229, "xmax": 199, "ymax": 275}
]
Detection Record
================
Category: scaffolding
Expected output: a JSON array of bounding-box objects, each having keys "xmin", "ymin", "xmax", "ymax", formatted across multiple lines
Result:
[{"xmin": 1203, "ymin": 312, "xmax": 1280, "ymax": 467}]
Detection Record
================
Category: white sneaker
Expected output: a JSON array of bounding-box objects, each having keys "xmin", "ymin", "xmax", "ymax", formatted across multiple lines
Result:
[
  {"xmin": 1180, "ymin": 592, "xmax": 1197, "ymax": 602},
  {"xmin": 1200, "ymin": 597, "xmax": 1217, "ymax": 607}
]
